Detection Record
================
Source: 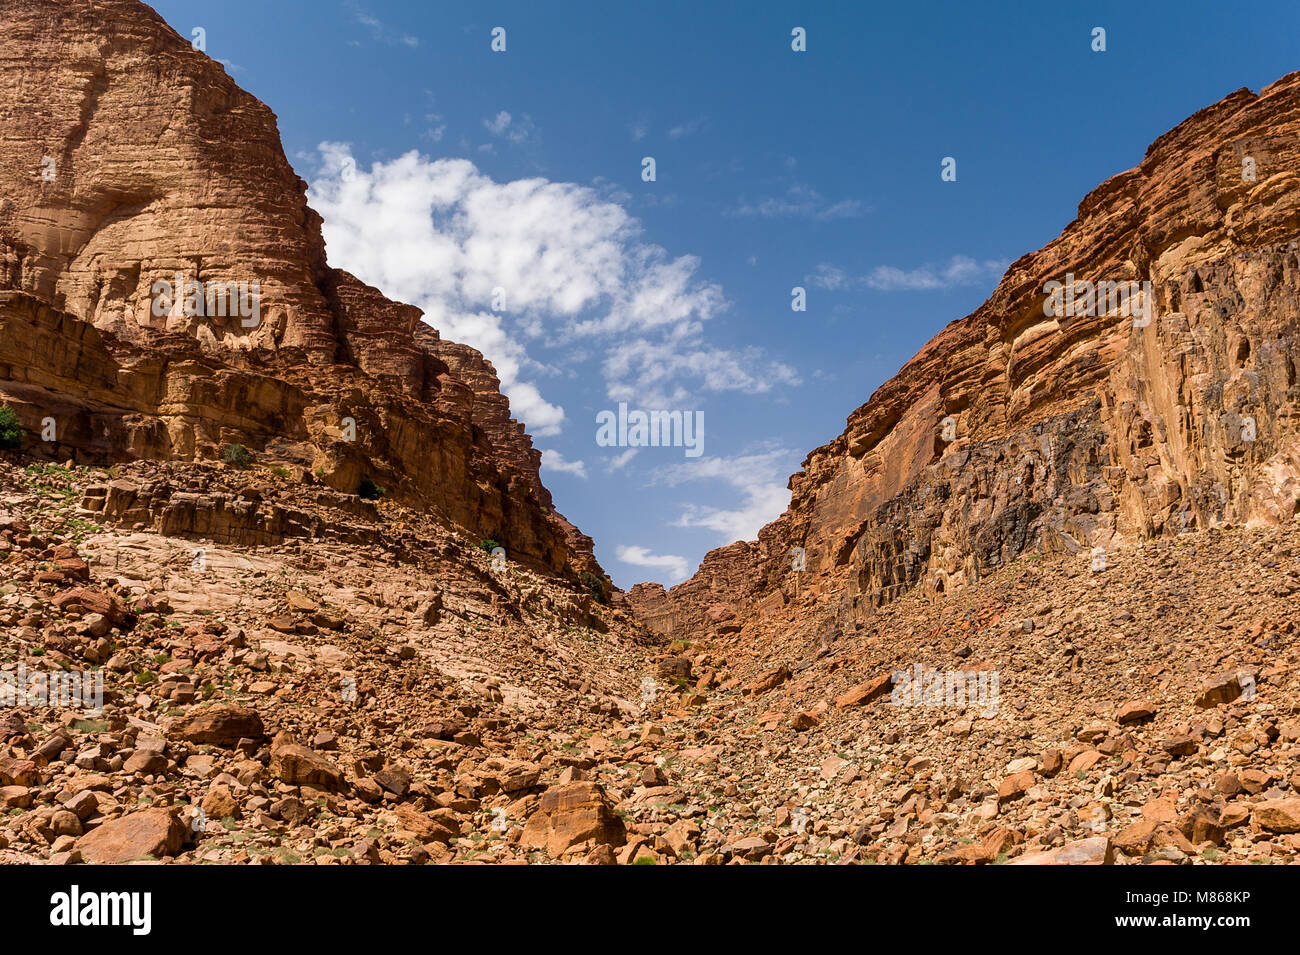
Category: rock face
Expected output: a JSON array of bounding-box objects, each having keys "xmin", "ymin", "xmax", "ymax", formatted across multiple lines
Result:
[
  {"xmin": 630, "ymin": 71, "xmax": 1300, "ymax": 640},
  {"xmin": 0, "ymin": 0, "xmax": 601, "ymax": 580}
]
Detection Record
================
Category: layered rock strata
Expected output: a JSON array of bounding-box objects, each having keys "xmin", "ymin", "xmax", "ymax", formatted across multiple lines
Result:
[
  {"xmin": 632, "ymin": 72, "xmax": 1300, "ymax": 639},
  {"xmin": 0, "ymin": 0, "xmax": 599, "ymax": 579}
]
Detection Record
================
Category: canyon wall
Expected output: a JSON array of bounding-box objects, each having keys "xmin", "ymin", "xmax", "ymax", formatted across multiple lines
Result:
[
  {"xmin": 631, "ymin": 72, "xmax": 1300, "ymax": 639},
  {"xmin": 0, "ymin": 0, "xmax": 601, "ymax": 578}
]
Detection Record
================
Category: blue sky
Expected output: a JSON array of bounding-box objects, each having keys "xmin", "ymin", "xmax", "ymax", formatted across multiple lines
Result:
[{"xmin": 152, "ymin": 0, "xmax": 1300, "ymax": 587}]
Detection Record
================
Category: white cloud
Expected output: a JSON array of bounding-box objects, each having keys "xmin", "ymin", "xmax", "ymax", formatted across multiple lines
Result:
[
  {"xmin": 421, "ymin": 113, "xmax": 446, "ymax": 143},
  {"xmin": 668, "ymin": 117, "xmax": 708, "ymax": 139},
  {"xmin": 309, "ymin": 143, "xmax": 794, "ymax": 437},
  {"xmin": 807, "ymin": 263, "xmax": 851, "ymax": 291},
  {"xmin": 616, "ymin": 545, "xmax": 690, "ymax": 584},
  {"xmin": 602, "ymin": 339, "xmax": 799, "ymax": 408},
  {"xmin": 810, "ymin": 255, "xmax": 1008, "ymax": 292},
  {"xmin": 605, "ymin": 448, "xmax": 638, "ymax": 472},
  {"xmin": 728, "ymin": 183, "xmax": 864, "ymax": 220},
  {"xmin": 482, "ymin": 111, "xmax": 538, "ymax": 145},
  {"xmin": 656, "ymin": 448, "xmax": 793, "ymax": 543},
  {"xmin": 541, "ymin": 449, "xmax": 588, "ymax": 479},
  {"xmin": 348, "ymin": 3, "xmax": 418, "ymax": 47}
]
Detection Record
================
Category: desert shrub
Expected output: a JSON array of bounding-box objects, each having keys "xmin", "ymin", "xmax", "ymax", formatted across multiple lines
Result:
[
  {"xmin": 580, "ymin": 570, "xmax": 612, "ymax": 605},
  {"xmin": 222, "ymin": 443, "xmax": 252, "ymax": 468},
  {"xmin": 358, "ymin": 478, "xmax": 386, "ymax": 500},
  {"xmin": 0, "ymin": 405, "xmax": 23, "ymax": 449}
]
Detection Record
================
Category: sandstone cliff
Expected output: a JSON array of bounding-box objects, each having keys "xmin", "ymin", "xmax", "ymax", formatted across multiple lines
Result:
[
  {"xmin": 0, "ymin": 0, "xmax": 601, "ymax": 579},
  {"xmin": 630, "ymin": 71, "xmax": 1300, "ymax": 640}
]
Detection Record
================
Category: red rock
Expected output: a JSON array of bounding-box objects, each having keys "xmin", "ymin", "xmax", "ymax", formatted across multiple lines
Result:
[
  {"xmin": 1116, "ymin": 700, "xmax": 1156, "ymax": 724},
  {"xmin": 76, "ymin": 808, "xmax": 186, "ymax": 863},
  {"xmin": 1177, "ymin": 807, "xmax": 1225, "ymax": 846},
  {"xmin": 1220, "ymin": 804, "xmax": 1252, "ymax": 829},
  {"xmin": 520, "ymin": 782, "xmax": 626, "ymax": 859},
  {"xmin": 953, "ymin": 827, "xmax": 1017, "ymax": 864},
  {"xmin": 997, "ymin": 771, "xmax": 1035, "ymax": 804},
  {"xmin": 788, "ymin": 711, "xmax": 821, "ymax": 731},
  {"xmin": 389, "ymin": 804, "xmax": 456, "ymax": 844},
  {"xmin": 0, "ymin": 0, "xmax": 609, "ymax": 585},
  {"xmin": 1142, "ymin": 798, "xmax": 1179, "ymax": 824},
  {"xmin": 0, "ymin": 785, "xmax": 32, "ymax": 809},
  {"xmin": 170, "ymin": 705, "xmax": 265, "ymax": 746},
  {"xmin": 1254, "ymin": 799, "xmax": 1300, "ymax": 833},
  {"xmin": 1113, "ymin": 819, "xmax": 1160, "ymax": 855},
  {"xmin": 51, "ymin": 588, "xmax": 130, "ymax": 625},
  {"xmin": 626, "ymin": 72, "xmax": 1300, "ymax": 667},
  {"xmin": 1008, "ymin": 836, "xmax": 1113, "ymax": 866},
  {"xmin": 123, "ymin": 750, "xmax": 168, "ymax": 775},
  {"xmin": 1196, "ymin": 672, "xmax": 1245, "ymax": 709},
  {"xmin": 1067, "ymin": 750, "xmax": 1103, "ymax": 774},
  {"xmin": 1039, "ymin": 750, "xmax": 1064, "ymax": 776},
  {"xmin": 0, "ymin": 757, "xmax": 36, "ymax": 787},
  {"xmin": 729, "ymin": 835, "xmax": 774, "ymax": 861},
  {"xmin": 269, "ymin": 736, "xmax": 346, "ymax": 792},
  {"xmin": 746, "ymin": 666, "xmax": 792, "ymax": 695},
  {"xmin": 834, "ymin": 673, "xmax": 893, "ymax": 708}
]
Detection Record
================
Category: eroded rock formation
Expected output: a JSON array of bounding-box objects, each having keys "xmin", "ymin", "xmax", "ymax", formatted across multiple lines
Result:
[
  {"xmin": 631, "ymin": 71, "xmax": 1300, "ymax": 640},
  {"xmin": 0, "ymin": 0, "xmax": 599, "ymax": 578}
]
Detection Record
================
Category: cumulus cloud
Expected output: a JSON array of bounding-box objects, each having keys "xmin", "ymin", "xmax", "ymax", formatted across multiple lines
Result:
[
  {"xmin": 309, "ymin": 143, "xmax": 794, "ymax": 436},
  {"xmin": 616, "ymin": 545, "xmax": 690, "ymax": 584},
  {"xmin": 655, "ymin": 447, "xmax": 794, "ymax": 543},
  {"xmin": 603, "ymin": 339, "xmax": 798, "ymax": 407},
  {"xmin": 810, "ymin": 255, "xmax": 1008, "ymax": 292},
  {"xmin": 541, "ymin": 449, "xmax": 587, "ymax": 479}
]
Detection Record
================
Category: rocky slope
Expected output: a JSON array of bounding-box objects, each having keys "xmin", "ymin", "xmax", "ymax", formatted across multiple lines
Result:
[
  {"xmin": 4, "ymin": 459, "xmax": 1300, "ymax": 865},
  {"xmin": 630, "ymin": 71, "xmax": 1300, "ymax": 643},
  {"xmin": 0, "ymin": 459, "xmax": 654, "ymax": 864},
  {"xmin": 0, "ymin": 0, "xmax": 600, "ymax": 580},
  {"xmin": 623, "ymin": 517, "xmax": 1300, "ymax": 865}
]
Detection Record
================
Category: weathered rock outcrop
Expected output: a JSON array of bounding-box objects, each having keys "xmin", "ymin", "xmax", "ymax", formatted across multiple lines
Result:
[
  {"xmin": 631, "ymin": 71, "xmax": 1300, "ymax": 640},
  {"xmin": 0, "ymin": 0, "xmax": 601, "ymax": 578}
]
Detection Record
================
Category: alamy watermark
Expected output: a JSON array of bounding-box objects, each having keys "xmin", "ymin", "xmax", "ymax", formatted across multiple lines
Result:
[
  {"xmin": 1042, "ymin": 274, "xmax": 1152, "ymax": 328},
  {"xmin": 596, "ymin": 402, "xmax": 703, "ymax": 457},
  {"xmin": 150, "ymin": 273, "xmax": 261, "ymax": 328},
  {"xmin": 0, "ymin": 665, "xmax": 104, "ymax": 714},
  {"xmin": 891, "ymin": 663, "xmax": 999, "ymax": 717},
  {"xmin": 50, "ymin": 885, "xmax": 151, "ymax": 936}
]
